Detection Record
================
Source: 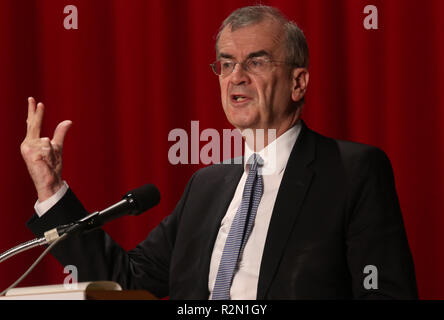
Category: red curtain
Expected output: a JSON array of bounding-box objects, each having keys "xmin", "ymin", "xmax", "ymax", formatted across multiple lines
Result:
[{"xmin": 0, "ymin": 0, "xmax": 442, "ymax": 299}]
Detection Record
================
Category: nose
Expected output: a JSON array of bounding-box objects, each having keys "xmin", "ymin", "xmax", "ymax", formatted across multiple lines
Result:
[{"xmin": 229, "ymin": 63, "xmax": 250, "ymax": 86}]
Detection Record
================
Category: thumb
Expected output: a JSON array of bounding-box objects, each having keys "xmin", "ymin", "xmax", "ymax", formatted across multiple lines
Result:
[{"xmin": 51, "ymin": 120, "xmax": 73, "ymax": 147}]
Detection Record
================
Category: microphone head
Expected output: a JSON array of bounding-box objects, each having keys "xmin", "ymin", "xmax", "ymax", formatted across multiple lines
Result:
[{"xmin": 124, "ymin": 184, "xmax": 160, "ymax": 215}]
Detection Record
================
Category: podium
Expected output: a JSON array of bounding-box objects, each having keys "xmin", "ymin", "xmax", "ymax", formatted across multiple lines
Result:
[{"xmin": 0, "ymin": 281, "xmax": 158, "ymax": 300}]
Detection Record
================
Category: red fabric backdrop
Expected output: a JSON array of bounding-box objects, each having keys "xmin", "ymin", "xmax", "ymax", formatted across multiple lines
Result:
[{"xmin": 0, "ymin": 0, "xmax": 443, "ymax": 299}]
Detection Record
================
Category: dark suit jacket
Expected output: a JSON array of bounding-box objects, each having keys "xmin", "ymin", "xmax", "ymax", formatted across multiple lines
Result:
[{"xmin": 27, "ymin": 122, "xmax": 418, "ymax": 299}]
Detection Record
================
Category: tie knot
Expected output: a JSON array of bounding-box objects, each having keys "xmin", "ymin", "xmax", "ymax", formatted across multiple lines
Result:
[{"xmin": 247, "ymin": 153, "xmax": 263, "ymax": 171}]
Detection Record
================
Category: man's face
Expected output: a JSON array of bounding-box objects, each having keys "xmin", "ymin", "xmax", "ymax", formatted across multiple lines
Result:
[{"xmin": 217, "ymin": 19, "xmax": 298, "ymax": 132}]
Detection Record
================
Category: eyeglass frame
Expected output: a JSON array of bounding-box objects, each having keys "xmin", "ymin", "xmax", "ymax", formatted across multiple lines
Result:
[{"xmin": 210, "ymin": 56, "xmax": 298, "ymax": 77}]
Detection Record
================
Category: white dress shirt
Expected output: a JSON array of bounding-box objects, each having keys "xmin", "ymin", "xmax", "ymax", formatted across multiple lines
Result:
[
  {"xmin": 34, "ymin": 180, "xmax": 69, "ymax": 217},
  {"xmin": 208, "ymin": 122, "xmax": 301, "ymax": 299},
  {"xmin": 35, "ymin": 121, "xmax": 302, "ymax": 300}
]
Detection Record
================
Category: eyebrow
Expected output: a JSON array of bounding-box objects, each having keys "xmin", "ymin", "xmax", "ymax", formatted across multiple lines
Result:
[
  {"xmin": 218, "ymin": 50, "xmax": 272, "ymax": 60},
  {"xmin": 247, "ymin": 50, "xmax": 272, "ymax": 59}
]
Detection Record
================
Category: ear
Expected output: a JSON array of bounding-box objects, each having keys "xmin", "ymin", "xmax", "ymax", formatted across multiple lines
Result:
[{"xmin": 291, "ymin": 68, "xmax": 309, "ymax": 102}]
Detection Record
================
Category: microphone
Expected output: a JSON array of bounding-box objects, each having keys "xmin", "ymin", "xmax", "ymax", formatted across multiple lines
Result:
[
  {"xmin": 89, "ymin": 183, "xmax": 160, "ymax": 224},
  {"xmin": 44, "ymin": 184, "xmax": 160, "ymax": 243}
]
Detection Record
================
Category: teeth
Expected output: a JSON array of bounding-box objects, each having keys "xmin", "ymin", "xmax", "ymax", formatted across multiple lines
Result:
[{"xmin": 234, "ymin": 96, "xmax": 247, "ymax": 102}]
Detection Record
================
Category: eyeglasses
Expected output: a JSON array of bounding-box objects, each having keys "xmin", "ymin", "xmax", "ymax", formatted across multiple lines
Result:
[{"xmin": 210, "ymin": 56, "xmax": 296, "ymax": 77}]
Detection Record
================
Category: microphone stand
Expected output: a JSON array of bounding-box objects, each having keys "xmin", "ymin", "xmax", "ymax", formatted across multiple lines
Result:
[
  {"xmin": 0, "ymin": 198, "xmax": 132, "ymax": 265},
  {"xmin": 0, "ymin": 214, "xmax": 98, "ymax": 296},
  {"xmin": 0, "ymin": 183, "xmax": 157, "ymax": 295},
  {"xmin": 0, "ymin": 210, "xmax": 103, "ymax": 265},
  {"xmin": 0, "ymin": 238, "xmax": 47, "ymax": 264},
  {"xmin": 0, "ymin": 221, "xmax": 75, "ymax": 264},
  {"xmin": 0, "ymin": 209, "xmax": 107, "ymax": 297}
]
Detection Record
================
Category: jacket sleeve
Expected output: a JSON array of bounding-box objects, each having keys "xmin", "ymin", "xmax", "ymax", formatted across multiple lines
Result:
[
  {"xmin": 26, "ymin": 173, "xmax": 196, "ymax": 299},
  {"xmin": 344, "ymin": 147, "xmax": 418, "ymax": 299}
]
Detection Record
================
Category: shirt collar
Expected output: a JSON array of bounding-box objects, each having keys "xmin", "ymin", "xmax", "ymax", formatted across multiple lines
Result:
[{"xmin": 244, "ymin": 120, "xmax": 302, "ymax": 175}]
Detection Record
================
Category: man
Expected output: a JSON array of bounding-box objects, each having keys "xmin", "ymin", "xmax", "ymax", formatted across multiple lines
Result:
[{"xmin": 22, "ymin": 6, "xmax": 417, "ymax": 299}]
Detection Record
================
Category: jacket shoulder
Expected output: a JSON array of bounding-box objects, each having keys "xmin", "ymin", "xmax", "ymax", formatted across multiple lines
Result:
[
  {"xmin": 306, "ymin": 128, "xmax": 393, "ymax": 177},
  {"xmin": 335, "ymin": 139, "xmax": 387, "ymax": 160},
  {"xmin": 334, "ymin": 139, "xmax": 392, "ymax": 174}
]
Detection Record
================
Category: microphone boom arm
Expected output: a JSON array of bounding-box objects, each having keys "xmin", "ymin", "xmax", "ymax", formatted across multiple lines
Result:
[{"xmin": 0, "ymin": 237, "xmax": 47, "ymax": 264}]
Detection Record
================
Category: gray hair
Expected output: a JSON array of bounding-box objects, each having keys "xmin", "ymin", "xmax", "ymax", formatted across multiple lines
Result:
[{"xmin": 215, "ymin": 5, "xmax": 309, "ymax": 69}]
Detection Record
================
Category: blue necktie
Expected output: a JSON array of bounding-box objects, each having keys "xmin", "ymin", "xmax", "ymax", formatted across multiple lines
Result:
[{"xmin": 212, "ymin": 153, "xmax": 264, "ymax": 300}]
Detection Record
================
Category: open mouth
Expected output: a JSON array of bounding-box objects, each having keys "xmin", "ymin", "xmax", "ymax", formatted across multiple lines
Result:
[{"xmin": 231, "ymin": 94, "xmax": 250, "ymax": 103}]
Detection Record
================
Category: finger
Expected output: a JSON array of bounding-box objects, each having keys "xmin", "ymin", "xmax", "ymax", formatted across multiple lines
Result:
[
  {"xmin": 40, "ymin": 137, "xmax": 52, "ymax": 149},
  {"xmin": 29, "ymin": 143, "xmax": 51, "ymax": 162},
  {"xmin": 29, "ymin": 138, "xmax": 54, "ymax": 163},
  {"xmin": 26, "ymin": 97, "xmax": 36, "ymax": 138},
  {"xmin": 51, "ymin": 120, "xmax": 73, "ymax": 147},
  {"xmin": 26, "ymin": 100, "xmax": 45, "ymax": 139},
  {"xmin": 42, "ymin": 144, "xmax": 57, "ymax": 167},
  {"xmin": 27, "ymin": 97, "xmax": 36, "ymax": 121}
]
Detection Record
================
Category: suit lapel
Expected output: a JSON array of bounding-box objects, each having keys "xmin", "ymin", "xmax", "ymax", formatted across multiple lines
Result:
[{"xmin": 257, "ymin": 122, "xmax": 316, "ymax": 299}]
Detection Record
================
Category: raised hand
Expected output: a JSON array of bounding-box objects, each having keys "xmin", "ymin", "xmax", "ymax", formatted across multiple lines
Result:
[{"xmin": 20, "ymin": 97, "xmax": 73, "ymax": 202}]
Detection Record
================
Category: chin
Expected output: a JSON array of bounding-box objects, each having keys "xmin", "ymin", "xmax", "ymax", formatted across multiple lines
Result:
[
  {"xmin": 226, "ymin": 109, "xmax": 259, "ymax": 130},
  {"xmin": 229, "ymin": 118, "xmax": 259, "ymax": 131}
]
